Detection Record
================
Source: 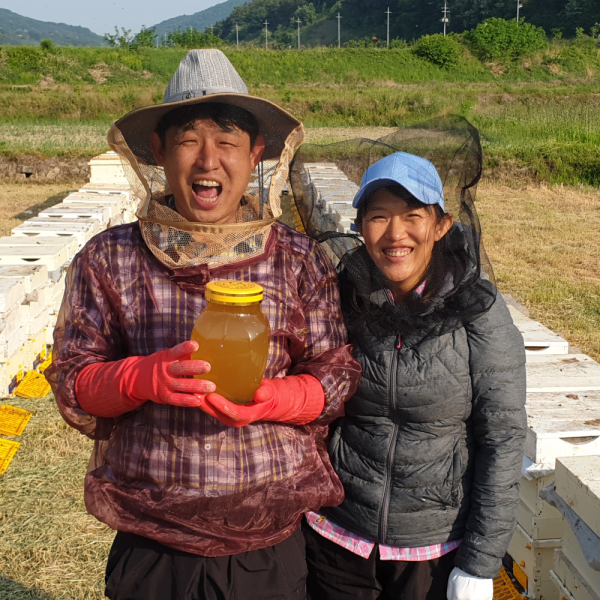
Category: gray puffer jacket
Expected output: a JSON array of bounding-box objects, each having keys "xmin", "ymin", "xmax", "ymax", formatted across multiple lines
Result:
[{"xmin": 324, "ymin": 290, "xmax": 527, "ymax": 579}]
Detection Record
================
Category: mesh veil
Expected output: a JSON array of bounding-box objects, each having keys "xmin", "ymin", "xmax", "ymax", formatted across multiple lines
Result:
[
  {"xmin": 290, "ymin": 115, "xmax": 497, "ymax": 339},
  {"xmin": 108, "ymin": 121, "xmax": 304, "ymax": 270}
]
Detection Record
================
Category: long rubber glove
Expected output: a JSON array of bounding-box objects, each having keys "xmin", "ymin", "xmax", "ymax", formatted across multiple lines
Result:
[
  {"xmin": 447, "ymin": 567, "xmax": 493, "ymax": 600},
  {"xmin": 75, "ymin": 341, "xmax": 216, "ymax": 418},
  {"xmin": 198, "ymin": 375, "xmax": 324, "ymax": 428}
]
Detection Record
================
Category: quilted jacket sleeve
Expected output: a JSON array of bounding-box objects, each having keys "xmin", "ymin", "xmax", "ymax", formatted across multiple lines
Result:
[{"xmin": 455, "ymin": 293, "xmax": 527, "ymax": 579}]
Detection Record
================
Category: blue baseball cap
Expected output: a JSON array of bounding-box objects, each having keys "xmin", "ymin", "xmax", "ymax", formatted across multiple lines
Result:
[{"xmin": 352, "ymin": 152, "xmax": 445, "ymax": 211}]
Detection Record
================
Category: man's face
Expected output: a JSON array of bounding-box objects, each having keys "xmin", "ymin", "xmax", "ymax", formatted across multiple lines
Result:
[{"xmin": 150, "ymin": 118, "xmax": 265, "ymax": 224}]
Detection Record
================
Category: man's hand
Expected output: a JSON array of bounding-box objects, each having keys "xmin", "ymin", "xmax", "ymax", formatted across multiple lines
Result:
[
  {"xmin": 446, "ymin": 567, "xmax": 493, "ymax": 600},
  {"xmin": 199, "ymin": 375, "xmax": 324, "ymax": 428},
  {"xmin": 132, "ymin": 341, "xmax": 216, "ymax": 407}
]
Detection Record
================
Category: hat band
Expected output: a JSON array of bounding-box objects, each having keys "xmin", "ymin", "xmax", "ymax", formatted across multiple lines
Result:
[{"xmin": 163, "ymin": 87, "xmax": 247, "ymax": 104}]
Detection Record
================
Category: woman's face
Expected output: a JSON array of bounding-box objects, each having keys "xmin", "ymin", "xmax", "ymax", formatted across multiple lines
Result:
[{"xmin": 356, "ymin": 188, "xmax": 453, "ymax": 299}]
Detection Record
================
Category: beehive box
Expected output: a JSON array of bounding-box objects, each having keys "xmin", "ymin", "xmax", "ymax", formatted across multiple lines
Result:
[
  {"xmin": 526, "ymin": 355, "xmax": 600, "ymax": 393},
  {"xmin": 0, "ymin": 265, "xmax": 48, "ymax": 294},
  {"xmin": 88, "ymin": 151, "xmax": 129, "ymax": 185},
  {"xmin": 508, "ymin": 306, "xmax": 569, "ymax": 355},
  {"xmin": 0, "ymin": 345, "xmax": 28, "ymax": 395},
  {"xmin": 38, "ymin": 204, "xmax": 112, "ymax": 226},
  {"xmin": 516, "ymin": 499, "xmax": 563, "ymax": 541},
  {"xmin": 79, "ymin": 183, "xmax": 132, "ymax": 199},
  {"xmin": 0, "ymin": 326, "xmax": 29, "ymax": 360},
  {"xmin": 0, "ymin": 304, "xmax": 24, "ymax": 347},
  {"xmin": 560, "ymin": 520, "xmax": 600, "ymax": 596},
  {"xmin": 524, "ymin": 391, "xmax": 600, "ymax": 466},
  {"xmin": 65, "ymin": 191, "xmax": 128, "ymax": 211},
  {"xmin": 520, "ymin": 474, "xmax": 564, "ymax": 521},
  {"xmin": 552, "ymin": 550, "xmax": 600, "ymax": 600},
  {"xmin": 555, "ymin": 457, "xmax": 600, "ymax": 539},
  {"xmin": 62, "ymin": 195, "xmax": 122, "ymax": 219},
  {"xmin": 507, "ymin": 523, "xmax": 559, "ymax": 599},
  {"xmin": 0, "ymin": 277, "xmax": 26, "ymax": 313},
  {"xmin": 27, "ymin": 325, "xmax": 49, "ymax": 370},
  {"xmin": 0, "ymin": 244, "xmax": 70, "ymax": 271},
  {"xmin": 0, "ymin": 236, "xmax": 79, "ymax": 260}
]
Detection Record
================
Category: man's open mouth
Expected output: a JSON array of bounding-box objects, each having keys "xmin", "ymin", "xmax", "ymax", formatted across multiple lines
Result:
[{"xmin": 192, "ymin": 180, "xmax": 223, "ymax": 204}]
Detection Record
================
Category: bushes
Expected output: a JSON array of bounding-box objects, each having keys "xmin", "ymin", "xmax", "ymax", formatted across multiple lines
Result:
[
  {"xmin": 465, "ymin": 18, "xmax": 547, "ymax": 62},
  {"xmin": 412, "ymin": 34, "xmax": 461, "ymax": 68}
]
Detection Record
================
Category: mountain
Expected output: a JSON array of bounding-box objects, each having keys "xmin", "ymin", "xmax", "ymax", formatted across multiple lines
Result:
[
  {"xmin": 152, "ymin": 0, "xmax": 250, "ymax": 36},
  {"xmin": 0, "ymin": 8, "xmax": 105, "ymax": 46}
]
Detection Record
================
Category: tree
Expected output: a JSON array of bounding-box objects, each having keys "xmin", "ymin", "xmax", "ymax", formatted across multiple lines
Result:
[{"xmin": 104, "ymin": 27, "xmax": 135, "ymax": 49}]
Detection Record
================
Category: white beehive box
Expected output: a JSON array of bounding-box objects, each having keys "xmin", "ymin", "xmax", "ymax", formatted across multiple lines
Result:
[
  {"xmin": 0, "ymin": 325, "xmax": 29, "ymax": 360},
  {"xmin": 508, "ymin": 306, "xmax": 569, "ymax": 355},
  {"xmin": 0, "ymin": 344, "xmax": 28, "ymax": 395},
  {"xmin": 561, "ymin": 520, "xmax": 600, "ymax": 595},
  {"xmin": 0, "ymin": 278, "xmax": 26, "ymax": 313},
  {"xmin": 79, "ymin": 183, "xmax": 132, "ymax": 199},
  {"xmin": 0, "ymin": 265, "xmax": 47, "ymax": 294},
  {"xmin": 38, "ymin": 204, "xmax": 111, "ymax": 226},
  {"xmin": 0, "ymin": 304, "xmax": 24, "ymax": 346},
  {"xmin": 0, "ymin": 236, "xmax": 79, "ymax": 260},
  {"xmin": 508, "ymin": 523, "xmax": 559, "ymax": 599},
  {"xmin": 62, "ymin": 196, "xmax": 121, "ymax": 219},
  {"xmin": 524, "ymin": 391, "xmax": 600, "ymax": 466},
  {"xmin": 526, "ymin": 355, "xmax": 600, "ymax": 393},
  {"xmin": 0, "ymin": 243, "xmax": 70, "ymax": 271},
  {"xmin": 516, "ymin": 499, "xmax": 563, "ymax": 541},
  {"xmin": 520, "ymin": 473, "xmax": 563, "ymax": 521},
  {"xmin": 552, "ymin": 550, "xmax": 600, "ymax": 600},
  {"xmin": 88, "ymin": 151, "xmax": 129, "ymax": 186},
  {"xmin": 555, "ymin": 457, "xmax": 600, "ymax": 539},
  {"xmin": 65, "ymin": 191, "xmax": 128, "ymax": 211},
  {"xmin": 11, "ymin": 221, "xmax": 94, "ymax": 248}
]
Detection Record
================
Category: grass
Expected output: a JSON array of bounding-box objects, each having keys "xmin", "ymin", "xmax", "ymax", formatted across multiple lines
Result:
[{"xmin": 0, "ymin": 176, "xmax": 598, "ymax": 597}]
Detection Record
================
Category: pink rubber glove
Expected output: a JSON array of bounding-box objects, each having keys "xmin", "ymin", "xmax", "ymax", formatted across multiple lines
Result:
[
  {"xmin": 198, "ymin": 375, "xmax": 325, "ymax": 428},
  {"xmin": 76, "ymin": 341, "xmax": 216, "ymax": 417}
]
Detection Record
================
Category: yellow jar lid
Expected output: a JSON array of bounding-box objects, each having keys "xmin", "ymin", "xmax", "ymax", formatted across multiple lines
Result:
[{"xmin": 206, "ymin": 281, "xmax": 264, "ymax": 304}]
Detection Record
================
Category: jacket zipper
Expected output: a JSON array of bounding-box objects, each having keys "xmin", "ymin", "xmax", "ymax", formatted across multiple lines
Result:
[{"xmin": 378, "ymin": 334, "xmax": 400, "ymax": 543}]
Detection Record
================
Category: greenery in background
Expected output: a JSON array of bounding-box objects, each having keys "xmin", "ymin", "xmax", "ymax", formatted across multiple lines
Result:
[{"xmin": 411, "ymin": 34, "xmax": 461, "ymax": 68}]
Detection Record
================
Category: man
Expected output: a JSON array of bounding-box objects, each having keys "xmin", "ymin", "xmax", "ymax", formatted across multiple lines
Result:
[{"xmin": 46, "ymin": 50, "xmax": 360, "ymax": 600}]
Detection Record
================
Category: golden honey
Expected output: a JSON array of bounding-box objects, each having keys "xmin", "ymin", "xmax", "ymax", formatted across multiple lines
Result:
[{"xmin": 191, "ymin": 281, "xmax": 270, "ymax": 404}]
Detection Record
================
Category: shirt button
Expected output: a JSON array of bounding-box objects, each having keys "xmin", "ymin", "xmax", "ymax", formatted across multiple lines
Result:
[{"xmin": 205, "ymin": 444, "xmax": 212, "ymax": 450}]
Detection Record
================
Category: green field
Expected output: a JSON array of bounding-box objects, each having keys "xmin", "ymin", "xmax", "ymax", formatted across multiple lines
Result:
[{"xmin": 1, "ymin": 40, "xmax": 600, "ymax": 185}]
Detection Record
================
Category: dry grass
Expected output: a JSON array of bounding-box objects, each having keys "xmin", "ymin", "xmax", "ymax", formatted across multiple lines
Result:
[
  {"xmin": 0, "ymin": 397, "xmax": 112, "ymax": 600},
  {"xmin": 477, "ymin": 182, "xmax": 600, "ymax": 361},
  {"xmin": 0, "ymin": 183, "xmax": 77, "ymax": 236}
]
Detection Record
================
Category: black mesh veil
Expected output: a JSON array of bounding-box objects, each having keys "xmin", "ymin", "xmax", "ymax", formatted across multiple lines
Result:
[{"xmin": 289, "ymin": 115, "xmax": 497, "ymax": 339}]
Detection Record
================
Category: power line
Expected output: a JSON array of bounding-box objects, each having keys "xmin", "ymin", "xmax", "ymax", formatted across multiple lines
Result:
[{"xmin": 385, "ymin": 7, "xmax": 392, "ymax": 47}]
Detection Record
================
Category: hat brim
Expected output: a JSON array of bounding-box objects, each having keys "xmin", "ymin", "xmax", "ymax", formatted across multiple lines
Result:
[
  {"xmin": 114, "ymin": 93, "xmax": 302, "ymax": 165},
  {"xmin": 353, "ymin": 178, "xmax": 445, "ymax": 211}
]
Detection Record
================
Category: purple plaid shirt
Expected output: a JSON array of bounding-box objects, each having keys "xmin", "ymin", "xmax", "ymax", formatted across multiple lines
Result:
[{"xmin": 48, "ymin": 221, "xmax": 361, "ymax": 556}]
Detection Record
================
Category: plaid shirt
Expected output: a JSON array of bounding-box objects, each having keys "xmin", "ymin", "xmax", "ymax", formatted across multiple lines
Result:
[
  {"xmin": 48, "ymin": 222, "xmax": 361, "ymax": 556},
  {"xmin": 305, "ymin": 511, "xmax": 461, "ymax": 561}
]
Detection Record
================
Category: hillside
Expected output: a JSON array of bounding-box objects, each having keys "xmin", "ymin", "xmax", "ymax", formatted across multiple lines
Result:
[
  {"xmin": 0, "ymin": 8, "xmax": 105, "ymax": 47},
  {"xmin": 153, "ymin": 0, "xmax": 249, "ymax": 37},
  {"xmin": 215, "ymin": 0, "xmax": 600, "ymax": 45}
]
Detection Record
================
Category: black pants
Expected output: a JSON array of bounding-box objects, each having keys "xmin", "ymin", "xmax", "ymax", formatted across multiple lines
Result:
[
  {"xmin": 105, "ymin": 530, "xmax": 307, "ymax": 600},
  {"xmin": 303, "ymin": 523, "xmax": 457, "ymax": 600}
]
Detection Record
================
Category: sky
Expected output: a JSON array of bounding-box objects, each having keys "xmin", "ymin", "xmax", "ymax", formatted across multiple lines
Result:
[{"xmin": 0, "ymin": 0, "xmax": 223, "ymax": 35}]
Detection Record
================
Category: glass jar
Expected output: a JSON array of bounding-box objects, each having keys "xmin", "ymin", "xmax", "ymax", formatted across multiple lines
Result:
[{"xmin": 191, "ymin": 281, "xmax": 270, "ymax": 405}]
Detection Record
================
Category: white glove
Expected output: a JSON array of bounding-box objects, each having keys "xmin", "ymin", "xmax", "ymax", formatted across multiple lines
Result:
[{"xmin": 447, "ymin": 567, "xmax": 493, "ymax": 600}]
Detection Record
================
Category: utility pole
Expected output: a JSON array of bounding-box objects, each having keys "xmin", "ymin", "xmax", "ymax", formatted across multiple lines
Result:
[
  {"xmin": 296, "ymin": 18, "xmax": 301, "ymax": 49},
  {"xmin": 385, "ymin": 7, "xmax": 392, "ymax": 47},
  {"xmin": 264, "ymin": 20, "xmax": 269, "ymax": 49},
  {"xmin": 210, "ymin": 25, "xmax": 214, "ymax": 35},
  {"xmin": 441, "ymin": 1, "xmax": 450, "ymax": 36},
  {"xmin": 336, "ymin": 12, "xmax": 342, "ymax": 48},
  {"xmin": 235, "ymin": 23, "xmax": 239, "ymax": 47},
  {"xmin": 516, "ymin": 0, "xmax": 523, "ymax": 22}
]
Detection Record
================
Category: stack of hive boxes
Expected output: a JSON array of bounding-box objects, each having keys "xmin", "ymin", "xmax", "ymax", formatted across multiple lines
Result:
[
  {"xmin": 301, "ymin": 163, "xmax": 359, "ymax": 235},
  {"xmin": 550, "ymin": 457, "xmax": 600, "ymax": 600},
  {"xmin": 0, "ymin": 151, "xmax": 137, "ymax": 396},
  {"xmin": 507, "ymin": 303, "xmax": 600, "ymax": 599}
]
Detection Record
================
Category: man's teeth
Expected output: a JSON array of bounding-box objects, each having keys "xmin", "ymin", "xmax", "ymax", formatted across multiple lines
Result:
[
  {"xmin": 195, "ymin": 180, "xmax": 220, "ymax": 187},
  {"xmin": 385, "ymin": 248, "xmax": 411, "ymax": 257}
]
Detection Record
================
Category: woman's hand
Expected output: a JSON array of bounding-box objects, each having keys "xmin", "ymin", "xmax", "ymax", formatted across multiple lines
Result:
[{"xmin": 447, "ymin": 567, "xmax": 493, "ymax": 600}]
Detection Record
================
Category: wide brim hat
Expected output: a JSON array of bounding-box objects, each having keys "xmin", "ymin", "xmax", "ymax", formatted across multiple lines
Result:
[{"xmin": 114, "ymin": 49, "xmax": 301, "ymax": 165}]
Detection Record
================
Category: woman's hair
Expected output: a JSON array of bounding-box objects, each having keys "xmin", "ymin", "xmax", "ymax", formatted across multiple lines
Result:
[{"xmin": 356, "ymin": 184, "xmax": 450, "ymax": 302}]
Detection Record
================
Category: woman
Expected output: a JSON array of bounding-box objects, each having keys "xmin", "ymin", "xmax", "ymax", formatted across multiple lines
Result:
[{"xmin": 299, "ymin": 145, "xmax": 527, "ymax": 600}]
